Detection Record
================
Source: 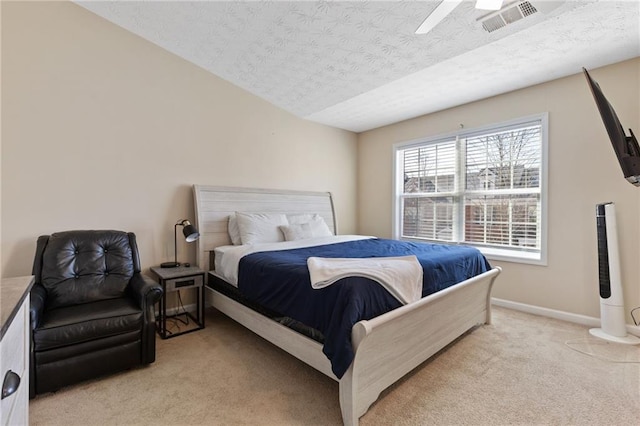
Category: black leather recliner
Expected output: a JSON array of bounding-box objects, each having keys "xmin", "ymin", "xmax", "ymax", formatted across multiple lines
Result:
[{"xmin": 29, "ymin": 230, "xmax": 163, "ymax": 397}]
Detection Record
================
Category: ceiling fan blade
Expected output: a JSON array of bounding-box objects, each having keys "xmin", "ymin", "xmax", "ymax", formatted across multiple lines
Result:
[{"xmin": 415, "ymin": 0, "xmax": 464, "ymax": 34}]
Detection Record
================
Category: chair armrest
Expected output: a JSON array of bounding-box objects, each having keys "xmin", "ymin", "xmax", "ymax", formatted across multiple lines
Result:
[
  {"xmin": 30, "ymin": 283, "xmax": 47, "ymax": 330},
  {"xmin": 129, "ymin": 273, "xmax": 163, "ymax": 309},
  {"xmin": 130, "ymin": 273, "xmax": 163, "ymax": 365}
]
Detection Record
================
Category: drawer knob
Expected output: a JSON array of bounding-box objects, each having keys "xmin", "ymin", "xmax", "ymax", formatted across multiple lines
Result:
[{"xmin": 2, "ymin": 370, "xmax": 20, "ymax": 400}]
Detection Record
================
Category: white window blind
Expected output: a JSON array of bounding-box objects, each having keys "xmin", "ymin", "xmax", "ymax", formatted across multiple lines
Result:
[
  {"xmin": 395, "ymin": 115, "xmax": 547, "ymax": 264},
  {"xmin": 402, "ymin": 140, "xmax": 456, "ymax": 242}
]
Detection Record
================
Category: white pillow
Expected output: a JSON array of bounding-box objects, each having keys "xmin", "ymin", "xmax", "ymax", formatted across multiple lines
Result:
[
  {"xmin": 235, "ymin": 212, "xmax": 288, "ymax": 245},
  {"xmin": 280, "ymin": 223, "xmax": 314, "ymax": 241},
  {"xmin": 287, "ymin": 214, "xmax": 315, "ymax": 225},
  {"xmin": 279, "ymin": 215, "xmax": 333, "ymax": 241},
  {"xmin": 308, "ymin": 216, "xmax": 333, "ymax": 237},
  {"xmin": 287, "ymin": 214, "xmax": 333, "ymax": 236},
  {"xmin": 228, "ymin": 214, "xmax": 242, "ymax": 245}
]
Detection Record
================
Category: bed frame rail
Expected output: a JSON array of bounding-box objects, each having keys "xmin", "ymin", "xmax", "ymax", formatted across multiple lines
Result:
[{"xmin": 206, "ymin": 276, "xmax": 335, "ymax": 379}]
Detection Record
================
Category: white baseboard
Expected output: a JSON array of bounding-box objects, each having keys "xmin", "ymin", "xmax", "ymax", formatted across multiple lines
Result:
[{"xmin": 491, "ymin": 298, "xmax": 640, "ymax": 338}]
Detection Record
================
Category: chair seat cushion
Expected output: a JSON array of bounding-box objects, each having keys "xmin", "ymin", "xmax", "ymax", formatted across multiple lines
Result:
[{"xmin": 34, "ymin": 297, "xmax": 143, "ymax": 352}]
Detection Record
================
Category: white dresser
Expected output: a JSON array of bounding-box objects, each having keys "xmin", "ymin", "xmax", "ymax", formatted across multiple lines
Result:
[{"xmin": 1, "ymin": 276, "xmax": 34, "ymax": 426}]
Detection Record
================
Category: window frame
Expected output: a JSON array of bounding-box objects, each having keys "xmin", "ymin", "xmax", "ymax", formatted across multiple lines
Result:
[{"xmin": 392, "ymin": 113, "xmax": 548, "ymax": 265}]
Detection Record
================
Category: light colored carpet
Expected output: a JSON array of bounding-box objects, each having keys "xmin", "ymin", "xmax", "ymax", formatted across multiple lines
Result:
[{"xmin": 29, "ymin": 306, "xmax": 640, "ymax": 425}]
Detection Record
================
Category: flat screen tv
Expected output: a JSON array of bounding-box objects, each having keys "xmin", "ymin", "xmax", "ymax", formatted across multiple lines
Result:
[{"xmin": 583, "ymin": 67, "xmax": 640, "ymax": 186}]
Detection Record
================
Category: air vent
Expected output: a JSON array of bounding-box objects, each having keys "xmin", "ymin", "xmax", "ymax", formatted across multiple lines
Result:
[{"xmin": 478, "ymin": 1, "xmax": 538, "ymax": 33}]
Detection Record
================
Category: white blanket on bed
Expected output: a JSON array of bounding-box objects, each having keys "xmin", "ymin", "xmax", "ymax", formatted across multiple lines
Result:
[{"xmin": 307, "ymin": 255, "xmax": 423, "ymax": 305}]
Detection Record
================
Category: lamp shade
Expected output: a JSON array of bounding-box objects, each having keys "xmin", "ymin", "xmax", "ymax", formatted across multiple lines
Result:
[{"xmin": 183, "ymin": 223, "xmax": 200, "ymax": 242}]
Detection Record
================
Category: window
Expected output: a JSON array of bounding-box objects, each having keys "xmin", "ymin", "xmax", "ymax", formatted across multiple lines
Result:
[{"xmin": 394, "ymin": 114, "xmax": 548, "ymax": 264}]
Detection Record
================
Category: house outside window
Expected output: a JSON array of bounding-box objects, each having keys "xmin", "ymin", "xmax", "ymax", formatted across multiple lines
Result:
[{"xmin": 393, "ymin": 114, "xmax": 548, "ymax": 265}]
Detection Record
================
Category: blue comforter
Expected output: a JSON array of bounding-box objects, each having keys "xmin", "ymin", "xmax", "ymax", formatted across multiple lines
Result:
[{"xmin": 237, "ymin": 238, "xmax": 490, "ymax": 378}]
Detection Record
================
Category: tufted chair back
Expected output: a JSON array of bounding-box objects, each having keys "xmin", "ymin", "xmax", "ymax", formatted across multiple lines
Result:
[{"xmin": 33, "ymin": 230, "xmax": 140, "ymax": 309}]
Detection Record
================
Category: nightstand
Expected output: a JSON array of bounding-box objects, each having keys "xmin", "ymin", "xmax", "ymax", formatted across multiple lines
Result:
[{"xmin": 150, "ymin": 266, "xmax": 205, "ymax": 339}]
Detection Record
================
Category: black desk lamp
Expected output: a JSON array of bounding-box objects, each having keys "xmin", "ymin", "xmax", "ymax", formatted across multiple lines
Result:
[{"xmin": 161, "ymin": 219, "xmax": 200, "ymax": 268}]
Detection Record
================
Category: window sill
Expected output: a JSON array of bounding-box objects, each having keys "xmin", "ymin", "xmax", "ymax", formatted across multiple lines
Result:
[
  {"xmin": 479, "ymin": 246, "xmax": 546, "ymax": 266},
  {"xmin": 399, "ymin": 237, "xmax": 546, "ymax": 266}
]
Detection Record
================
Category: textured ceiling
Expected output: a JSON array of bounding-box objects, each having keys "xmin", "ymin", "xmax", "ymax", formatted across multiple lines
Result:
[{"xmin": 77, "ymin": 1, "xmax": 640, "ymax": 133}]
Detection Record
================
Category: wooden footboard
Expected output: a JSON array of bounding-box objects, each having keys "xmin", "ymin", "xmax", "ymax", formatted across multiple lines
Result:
[
  {"xmin": 339, "ymin": 266, "xmax": 501, "ymax": 426},
  {"xmin": 204, "ymin": 267, "xmax": 500, "ymax": 426}
]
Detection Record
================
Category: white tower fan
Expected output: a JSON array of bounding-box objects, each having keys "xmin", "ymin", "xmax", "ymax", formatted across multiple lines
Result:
[{"xmin": 589, "ymin": 202, "xmax": 640, "ymax": 344}]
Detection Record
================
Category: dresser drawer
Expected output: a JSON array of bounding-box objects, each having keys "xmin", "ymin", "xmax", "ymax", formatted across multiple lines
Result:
[
  {"xmin": 164, "ymin": 274, "xmax": 203, "ymax": 292},
  {"xmin": 3, "ymin": 380, "xmax": 27, "ymax": 426},
  {"xmin": 1, "ymin": 300, "xmax": 28, "ymax": 426}
]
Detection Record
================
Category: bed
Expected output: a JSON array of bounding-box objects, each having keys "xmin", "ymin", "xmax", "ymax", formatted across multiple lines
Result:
[{"xmin": 193, "ymin": 185, "xmax": 501, "ymax": 425}]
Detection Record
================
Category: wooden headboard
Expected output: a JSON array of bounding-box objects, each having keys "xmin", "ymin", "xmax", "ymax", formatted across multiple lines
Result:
[{"xmin": 192, "ymin": 185, "xmax": 337, "ymax": 271}]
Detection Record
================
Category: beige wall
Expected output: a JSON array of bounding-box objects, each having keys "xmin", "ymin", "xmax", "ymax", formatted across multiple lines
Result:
[
  {"xmin": 2, "ymin": 1, "xmax": 639, "ymax": 324},
  {"xmin": 1, "ymin": 1, "xmax": 358, "ymax": 277},
  {"xmin": 358, "ymin": 58, "xmax": 640, "ymax": 321}
]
